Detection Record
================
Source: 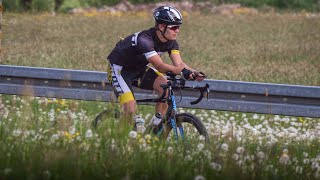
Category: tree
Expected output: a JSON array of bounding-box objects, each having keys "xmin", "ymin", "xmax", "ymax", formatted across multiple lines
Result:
[
  {"xmin": 54, "ymin": 0, "xmax": 63, "ymax": 11},
  {"xmin": 20, "ymin": 0, "xmax": 32, "ymax": 10}
]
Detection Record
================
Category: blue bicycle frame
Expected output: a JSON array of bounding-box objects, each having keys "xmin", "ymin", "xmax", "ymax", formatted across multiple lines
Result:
[
  {"xmin": 134, "ymin": 72, "xmax": 209, "ymax": 141},
  {"xmin": 166, "ymin": 86, "xmax": 185, "ymax": 141}
]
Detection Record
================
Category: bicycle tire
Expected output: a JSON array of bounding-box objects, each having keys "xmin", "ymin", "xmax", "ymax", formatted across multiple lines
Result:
[
  {"xmin": 92, "ymin": 109, "xmax": 120, "ymax": 129},
  {"xmin": 169, "ymin": 113, "xmax": 210, "ymax": 143}
]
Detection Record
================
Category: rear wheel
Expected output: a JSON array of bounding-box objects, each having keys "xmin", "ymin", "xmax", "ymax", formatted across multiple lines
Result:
[
  {"xmin": 165, "ymin": 113, "xmax": 210, "ymax": 143},
  {"xmin": 92, "ymin": 109, "xmax": 120, "ymax": 129}
]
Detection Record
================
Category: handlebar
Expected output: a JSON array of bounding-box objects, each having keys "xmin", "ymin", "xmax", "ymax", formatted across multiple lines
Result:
[
  {"xmin": 187, "ymin": 83, "xmax": 210, "ymax": 105},
  {"xmin": 136, "ymin": 72, "xmax": 210, "ymax": 105},
  {"xmin": 158, "ymin": 72, "xmax": 210, "ymax": 105}
]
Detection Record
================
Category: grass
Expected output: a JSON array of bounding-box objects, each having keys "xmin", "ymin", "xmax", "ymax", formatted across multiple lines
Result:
[
  {"xmin": 0, "ymin": 95, "xmax": 320, "ymax": 179},
  {"xmin": 1, "ymin": 11, "xmax": 320, "ymax": 85},
  {"xmin": 0, "ymin": 11, "xmax": 320, "ymax": 179}
]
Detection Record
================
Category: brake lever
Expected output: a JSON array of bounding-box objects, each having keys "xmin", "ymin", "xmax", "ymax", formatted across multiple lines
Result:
[
  {"xmin": 206, "ymin": 89, "xmax": 212, "ymax": 102},
  {"xmin": 190, "ymin": 84, "xmax": 210, "ymax": 105},
  {"xmin": 206, "ymin": 84, "xmax": 210, "ymax": 100}
]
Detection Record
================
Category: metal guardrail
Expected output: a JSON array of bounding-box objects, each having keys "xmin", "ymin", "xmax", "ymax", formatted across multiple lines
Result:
[{"xmin": 0, "ymin": 65, "xmax": 320, "ymax": 118}]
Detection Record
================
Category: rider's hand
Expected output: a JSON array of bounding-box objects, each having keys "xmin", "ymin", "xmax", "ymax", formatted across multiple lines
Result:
[
  {"xmin": 192, "ymin": 71, "xmax": 206, "ymax": 82},
  {"xmin": 180, "ymin": 68, "xmax": 194, "ymax": 80}
]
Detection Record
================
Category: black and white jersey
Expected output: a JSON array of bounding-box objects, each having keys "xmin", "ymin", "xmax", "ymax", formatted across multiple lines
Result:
[{"xmin": 107, "ymin": 27, "xmax": 179, "ymax": 70}]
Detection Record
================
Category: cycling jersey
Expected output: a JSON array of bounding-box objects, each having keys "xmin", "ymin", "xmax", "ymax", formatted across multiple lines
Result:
[
  {"xmin": 107, "ymin": 27, "xmax": 180, "ymax": 70},
  {"xmin": 107, "ymin": 27, "xmax": 180, "ymax": 105}
]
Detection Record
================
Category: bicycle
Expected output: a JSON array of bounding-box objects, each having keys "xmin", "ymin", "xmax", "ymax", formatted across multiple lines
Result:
[{"xmin": 93, "ymin": 72, "xmax": 210, "ymax": 143}]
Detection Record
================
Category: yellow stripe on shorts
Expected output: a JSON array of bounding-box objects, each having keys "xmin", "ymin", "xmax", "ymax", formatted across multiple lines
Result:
[
  {"xmin": 155, "ymin": 70, "xmax": 163, "ymax": 76},
  {"xmin": 146, "ymin": 64, "xmax": 163, "ymax": 76},
  {"xmin": 118, "ymin": 92, "xmax": 135, "ymax": 105},
  {"xmin": 171, "ymin": 50, "xmax": 180, "ymax": 54}
]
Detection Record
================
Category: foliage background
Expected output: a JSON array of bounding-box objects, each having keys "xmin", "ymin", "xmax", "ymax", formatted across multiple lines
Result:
[{"xmin": 3, "ymin": 0, "xmax": 320, "ymax": 12}]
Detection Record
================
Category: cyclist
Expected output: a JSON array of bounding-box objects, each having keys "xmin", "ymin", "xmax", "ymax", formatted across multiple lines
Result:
[{"xmin": 107, "ymin": 6, "xmax": 206, "ymax": 131}]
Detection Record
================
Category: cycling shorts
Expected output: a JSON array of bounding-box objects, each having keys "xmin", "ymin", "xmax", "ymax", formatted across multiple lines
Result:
[{"xmin": 107, "ymin": 63, "xmax": 163, "ymax": 105}]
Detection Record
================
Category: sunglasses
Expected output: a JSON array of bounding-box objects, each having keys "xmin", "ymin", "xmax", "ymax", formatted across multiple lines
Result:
[{"xmin": 167, "ymin": 25, "xmax": 180, "ymax": 31}]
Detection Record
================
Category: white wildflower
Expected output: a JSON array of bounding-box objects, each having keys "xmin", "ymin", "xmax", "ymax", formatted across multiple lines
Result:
[
  {"xmin": 274, "ymin": 115, "xmax": 280, "ymax": 121},
  {"xmin": 194, "ymin": 175, "xmax": 206, "ymax": 180},
  {"xmin": 48, "ymin": 108, "xmax": 55, "ymax": 121},
  {"xmin": 221, "ymin": 143, "xmax": 229, "ymax": 152},
  {"xmin": 244, "ymin": 155, "xmax": 254, "ymax": 162},
  {"xmin": 185, "ymin": 155, "xmax": 193, "ymax": 161},
  {"xmin": 13, "ymin": 129, "xmax": 22, "ymax": 137},
  {"xmin": 260, "ymin": 128, "xmax": 266, "ymax": 134},
  {"xmin": 128, "ymin": 131, "xmax": 137, "ymax": 139},
  {"xmin": 211, "ymin": 110, "xmax": 217, "ymax": 114},
  {"xmin": 236, "ymin": 160, "xmax": 243, "ymax": 167},
  {"xmin": 303, "ymin": 158, "xmax": 310, "ymax": 164},
  {"xmin": 68, "ymin": 126, "xmax": 76, "ymax": 135},
  {"xmin": 283, "ymin": 149, "xmax": 289, "ymax": 154},
  {"xmin": 236, "ymin": 146, "xmax": 245, "ymax": 154},
  {"xmin": 232, "ymin": 154, "xmax": 239, "ymax": 161},
  {"xmin": 111, "ymin": 139, "xmax": 117, "ymax": 151},
  {"xmin": 198, "ymin": 135, "xmax": 206, "ymax": 141},
  {"xmin": 50, "ymin": 134, "xmax": 60, "ymax": 141},
  {"xmin": 252, "ymin": 114, "xmax": 259, "ymax": 119},
  {"xmin": 167, "ymin": 146, "xmax": 174, "ymax": 156},
  {"xmin": 257, "ymin": 151, "xmax": 265, "ymax": 160},
  {"xmin": 85, "ymin": 129, "xmax": 93, "ymax": 138},
  {"xmin": 295, "ymin": 166, "xmax": 303, "ymax": 174},
  {"xmin": 210, "ymin": 162, "xmax": 222, "ymax": 171},
  {"xmin": 204, "ymin": 150, "xmax": 212, "ymax": 161},
  {"xmin": 311, "ymin": 162, "xmax": 319, "ymax": 170},
  {"xmin": 197, "ymin": 143, "xmax": 205, "ymax": 151}
]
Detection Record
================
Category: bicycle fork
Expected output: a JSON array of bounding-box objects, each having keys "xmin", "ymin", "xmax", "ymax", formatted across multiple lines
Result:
[{"xmin": 168, "ymin": 95, "xmax": 185, "ymax": 141}]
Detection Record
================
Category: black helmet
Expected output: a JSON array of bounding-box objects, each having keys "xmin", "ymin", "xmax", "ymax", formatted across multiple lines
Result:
[{"xmin": 153, "ymin": 6, "xmax": 182, "ymax": 25}]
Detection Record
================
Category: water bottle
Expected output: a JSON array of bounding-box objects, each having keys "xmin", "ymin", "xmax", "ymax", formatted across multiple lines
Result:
[
  {"xmin": 134, "ymin": 115, "xmax": 145, "ymax": 133},
  {"xmin": 150, "ymin": 112, "xmax": 162, "ymax": 126}
]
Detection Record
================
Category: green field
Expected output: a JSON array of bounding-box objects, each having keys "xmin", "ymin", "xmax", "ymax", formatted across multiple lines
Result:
[
  {"xmin": 1, "ymin": 12, "xmax": 320, "ymax": 179},
  {"xmin": 1, "ymin": 12, "xmax": 320, "ymax": 85}
]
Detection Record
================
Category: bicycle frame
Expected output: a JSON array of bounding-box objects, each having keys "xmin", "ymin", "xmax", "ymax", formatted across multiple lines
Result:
[
  {"xmin": 154, "ymin": 82, "xmax": 184, "ymax": 141},
  {"xmin": 136, "ymin": 73, "xmax": 210, "ymax": 141}
]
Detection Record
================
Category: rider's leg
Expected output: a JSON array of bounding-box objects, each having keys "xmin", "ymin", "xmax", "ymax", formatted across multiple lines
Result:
[
  {"xmin": 108, "ymin": 63, "xmax": 138, "ymax": 130},
  {"xmin": 121, "ymin": 100, "xmax": 137, "ymax": 124},
  {"xmin": 153, "ymin": 75, "xmax": 168, "ymax": 116}
]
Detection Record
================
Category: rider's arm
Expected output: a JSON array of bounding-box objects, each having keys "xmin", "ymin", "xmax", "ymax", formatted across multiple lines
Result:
[
  {"xmin": 170, "ymin": 51, "xmax": 205, "ymax": 81},
  {"xmin": 170, "ymin": 52, "xmax": 195, "ymax": 72},
  {"xmin": 137, "ymin": 35, "xmax": 183, "ymax": 74},
  {"xmin": 147, "ymin": 55, "xmax": 183, "ymax": 75}
]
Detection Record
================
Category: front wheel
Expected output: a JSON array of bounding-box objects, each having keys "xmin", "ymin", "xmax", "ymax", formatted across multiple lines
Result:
[{"xmin": 165, "ymin": 113, "xmax": 210, "ymax": 143}]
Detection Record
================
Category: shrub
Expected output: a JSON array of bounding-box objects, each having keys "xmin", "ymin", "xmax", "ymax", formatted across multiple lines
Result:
[
  {"xmin": 58, "ymin": 0, "xmax": 82, "ymax": 12},
  {"xmin": 31, "ymin": 0, "xmax": 55, "ymax": 12},
  {"xmin": 2, "ymin": 0, "xmax": 320, "ymax": 12},
  {"xmin": 80, "ymin": 0, "xmax": 120, "ymax": 7},
  {"xmin": 3, "ymin": 0, "xmax": 22, "ymax": 12},
  {"xmin": 221, "ymin": 0, "xmax": 320, "ymax": 11}
]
